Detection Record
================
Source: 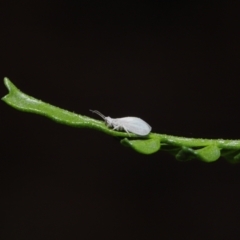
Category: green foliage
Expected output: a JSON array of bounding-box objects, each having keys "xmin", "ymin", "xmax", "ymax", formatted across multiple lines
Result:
[
  {"xmin": 121, "ymin": 138, "xmax": 161, "ymax": 154},
  {"xmin": 2, "ymin": 77, "xmax": 240, "ymax": 163}
]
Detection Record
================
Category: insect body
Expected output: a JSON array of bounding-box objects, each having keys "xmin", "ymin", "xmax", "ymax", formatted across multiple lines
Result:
[{"xmin": 90, "ymin": 110, "xmax": 152, "ymax": 136}]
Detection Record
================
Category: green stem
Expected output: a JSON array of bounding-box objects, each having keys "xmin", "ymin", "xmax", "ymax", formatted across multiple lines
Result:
[
  {"xmin": 152, "ymin": 133, "xmax": 240, "ymax": 150},
  {"xmin": 2, "ymin": 77, "xmax": 240, "ymax": 162}
]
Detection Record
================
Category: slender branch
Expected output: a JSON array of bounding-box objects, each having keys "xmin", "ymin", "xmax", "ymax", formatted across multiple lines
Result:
[{"xmin": 2, "ymin": 77, "xmax": 240, "ymax": 163}]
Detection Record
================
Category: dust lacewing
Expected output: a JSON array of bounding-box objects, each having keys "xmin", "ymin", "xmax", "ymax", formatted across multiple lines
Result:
[{"xmin": 90, "ymin": 110, "xmax": 151, "ymax": 136}]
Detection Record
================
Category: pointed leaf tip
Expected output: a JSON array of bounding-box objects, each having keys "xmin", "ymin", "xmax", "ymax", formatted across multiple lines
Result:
[{"xmin": 3, "ymin": 77, "xmax": 17, "ymax": 92}]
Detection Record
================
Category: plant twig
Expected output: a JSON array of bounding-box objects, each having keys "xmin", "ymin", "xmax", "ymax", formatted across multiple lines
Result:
[{"xmin": 2, "ymin": 77, "xmax": 240, "ymax": 163}]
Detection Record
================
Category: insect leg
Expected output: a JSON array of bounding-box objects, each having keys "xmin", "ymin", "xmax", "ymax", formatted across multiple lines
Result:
[
  {"xmin": 122, "ymin": 126, "xmax": 131, "ymax": 136},
  {"xmin": 113, "ymin": 125, "xmax": 121, "ymax": 130}
]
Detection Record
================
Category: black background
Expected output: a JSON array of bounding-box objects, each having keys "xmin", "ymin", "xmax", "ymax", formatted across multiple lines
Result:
[{"xmin": 1, "ymin": 1, "xmax": 240, "ymax": 239}]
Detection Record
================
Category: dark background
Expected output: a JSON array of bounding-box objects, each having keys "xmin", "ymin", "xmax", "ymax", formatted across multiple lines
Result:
[{"xmin": 1, "ymin": 1, "xmax": 240, "ymax": 239}]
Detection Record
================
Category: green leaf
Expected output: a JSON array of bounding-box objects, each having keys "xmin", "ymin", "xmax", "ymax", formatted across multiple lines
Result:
[
  {"xmin": 233, "ymin": 152, "xmax": 240, "ymax": 162},
  {"xmin": 175, "ymin": 147, "xmax": 196, "ymax": 161},
  {"xmin": 195, "ymin": 145, "xmax": 221, "ymax": 162},
  {"xmin": 222, "ymin": 150, "xmax": 240, "ymax": 163},
  {"xmin": 121, "ymin": 138, "xmax": 160, "ymax": 154},
  {"xmin": 1, "ymin": 77, "xmax": 132, "ymax": 137},
  {"xmin": 176, "ymin": 145, "xmax": 221, "ymax": 162}
]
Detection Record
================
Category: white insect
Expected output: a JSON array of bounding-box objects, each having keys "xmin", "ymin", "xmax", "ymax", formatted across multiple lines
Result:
[{"xmin": 90, "ymin": 110, "xmax": 152, "ymax": 136}]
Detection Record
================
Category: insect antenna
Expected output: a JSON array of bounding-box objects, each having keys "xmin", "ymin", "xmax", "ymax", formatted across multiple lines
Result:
[{"xmin": 90, "ymin": 110, "xmax": 106, "ymax": 120}]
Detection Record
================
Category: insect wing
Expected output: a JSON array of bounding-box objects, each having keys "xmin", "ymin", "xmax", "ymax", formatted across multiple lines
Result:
[{"xmin": 116, "ymin": 117, "xmax": 151, "ymax": 136}]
